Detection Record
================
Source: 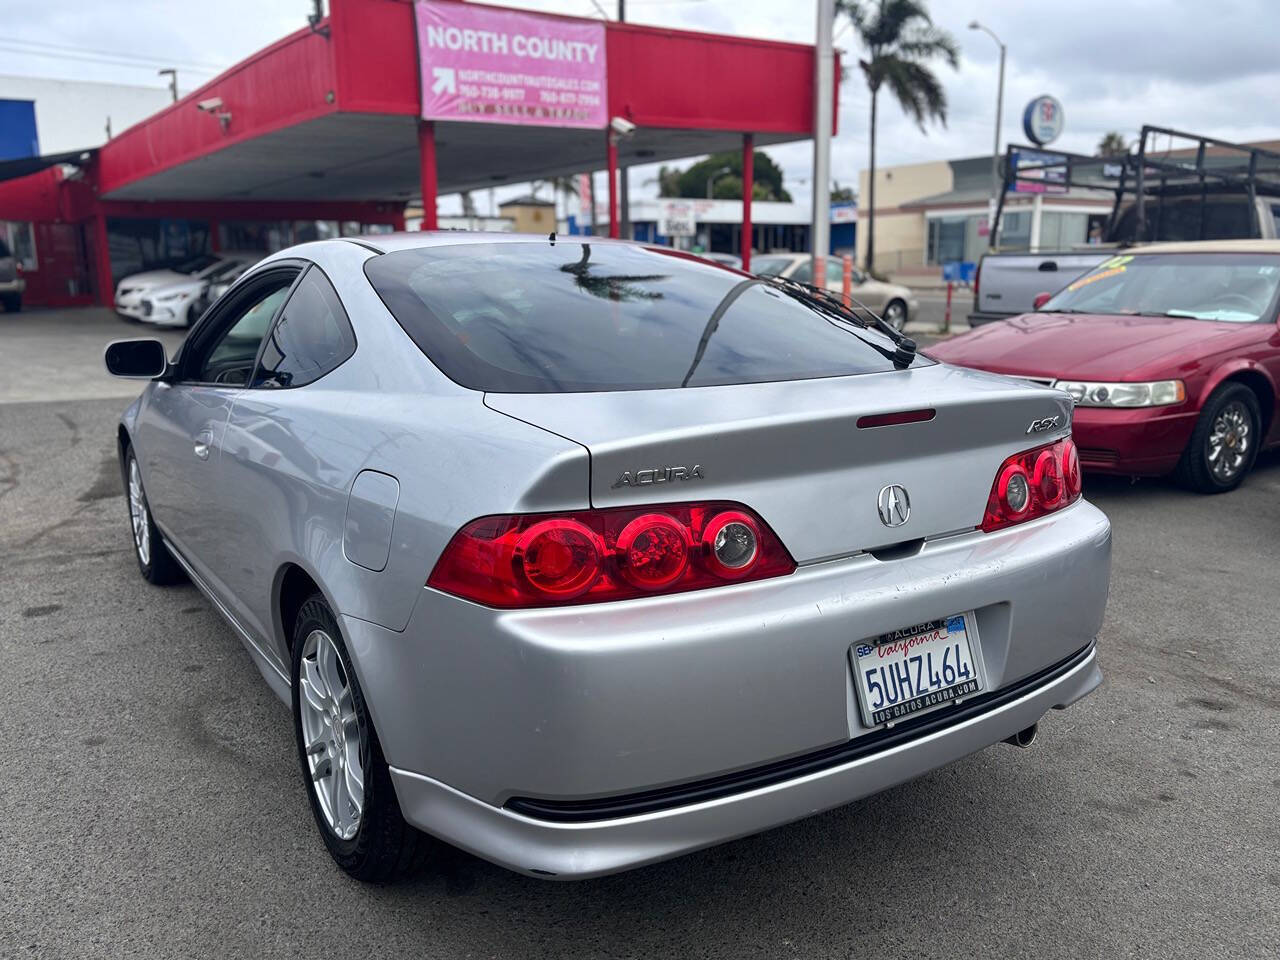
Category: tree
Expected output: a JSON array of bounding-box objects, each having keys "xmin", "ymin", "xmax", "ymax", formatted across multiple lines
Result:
[
  {"xmin": 656, "ymin": 150, "xmax": 792, "ymax": 201},
  {"xmin": 831, "ymin": 180, "xmax": 857, "ymax": 204},
  {"xmin": 1097, "ymin": 131, "xmax": 1128, "ymax": 157},
  {"xmin": 533, "ymin": 176, "xmax": 579, "ymax": 220},
  {"xmin": 838, "ymin": 0, "xmax": 958, "ymax": 272}
]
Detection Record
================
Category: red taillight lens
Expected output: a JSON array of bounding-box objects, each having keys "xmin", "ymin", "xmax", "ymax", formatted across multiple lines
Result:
[
  {"xmin": 981, "ymin": 438, "xmax": 1082, "ymax": 532},
  {"xmin": 512, "ymin": 519, "xmax": 602, "ymax": 599},
  {"xmin": 428, "ymin": 502, "xmax": 795, "ymax": 608}
]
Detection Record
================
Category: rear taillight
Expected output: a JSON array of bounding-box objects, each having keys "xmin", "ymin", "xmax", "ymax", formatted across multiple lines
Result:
[
  {"xmin": 980, "ymin": 438, "xmax": 1082, "ymax": 532},
  {"xmin": 428, "ymin": 502, "xmax": 795, "ymax": 608},
  {"xmin": 15, "ymin": 261, "xmax": 23, "ymax": 277}
]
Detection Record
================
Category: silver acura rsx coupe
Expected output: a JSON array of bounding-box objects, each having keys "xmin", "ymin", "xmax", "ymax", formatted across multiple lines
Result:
[{"xmin": 104, "ymin": 233, "xmax": 1111, "ymax": 882}]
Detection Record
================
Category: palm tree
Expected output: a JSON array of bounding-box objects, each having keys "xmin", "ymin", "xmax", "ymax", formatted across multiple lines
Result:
[
  {"xmin": 838, "ymin": 0, "xmax": 958, "ymax": 273},
  {"xmin": 534, "ymin": 176, "xmax": 580, "ymax": 221},
  {"xmin": 1097, "ymin": 131, "xmax": 1128, "ymax": 157}
]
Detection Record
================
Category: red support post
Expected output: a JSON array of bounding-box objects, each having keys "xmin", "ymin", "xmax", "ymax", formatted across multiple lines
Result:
[
  {"xmin": 91, "ymin": 212, "xmax": 112, "ymax": 306},
  {"xmin": 418, "ymin": 120, "xmax": 439, "ymax": 231},
  {"xmin": 606, "ymin": 130, "xmax": 619, "ymax": 239},
  {"xmin": 741, "ymin": 133, "xmax": 754, "ymax": 271}
]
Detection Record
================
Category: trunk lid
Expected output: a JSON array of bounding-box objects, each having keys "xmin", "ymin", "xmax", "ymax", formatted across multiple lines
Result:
[{"xmin": 485, "ymin": 363, "xmax": 1073, "ymax": 563}]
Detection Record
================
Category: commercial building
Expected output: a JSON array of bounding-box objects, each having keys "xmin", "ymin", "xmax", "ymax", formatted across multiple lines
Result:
[
  {"xmin": 0, "ymin": 0, "xmax": 836, "ymax": 308},
  {"xmin": 857, "ymin": 155, "xmax": 1112, "ymax": 277}
]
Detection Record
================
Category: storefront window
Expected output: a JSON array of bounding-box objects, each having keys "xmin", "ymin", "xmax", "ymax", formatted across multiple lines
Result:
[
  {"xmin": 1039, "ymin": 211, "xmax": 1088, "ymax": 250},
  {"xmin": 3, "ymin": 221, "xmax": 36, "ymax": 271},
  {"xmin": 926, "ymin": 216, "xmax": 968, "ymax": 265},
  {"xmin": 293, "ymin": 220, "xmax": 340, "ymax": 243},
  {"xmin": 220, "ymin": 221, "xmax": 292, "ymax": 253},
  {"xmin": 106, "ymin": 218, "xmax": 212, "ymax": 283}
]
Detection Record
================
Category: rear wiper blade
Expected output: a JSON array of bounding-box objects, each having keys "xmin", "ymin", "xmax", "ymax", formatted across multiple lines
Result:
[{"xmin": 761, "ymin": 275, "xmax": 917, "ymax": 369}]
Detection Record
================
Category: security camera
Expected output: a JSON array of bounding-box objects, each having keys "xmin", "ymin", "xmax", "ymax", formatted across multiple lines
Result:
[
  {"xmin": 196, "ymin": 97, "xmax": 224, "ymax": 113},
  {"xmin": 609, "ymin": 116, "xmax": 637, "ymax": 137}
]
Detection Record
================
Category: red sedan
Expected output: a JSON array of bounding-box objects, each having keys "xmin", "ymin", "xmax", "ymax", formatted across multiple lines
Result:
[{"xmin": 929, "ymin": 241, "xmax": 1280, "ymax": 492}]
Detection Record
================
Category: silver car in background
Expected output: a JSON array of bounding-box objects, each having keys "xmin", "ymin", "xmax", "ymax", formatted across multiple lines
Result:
[
  {"xmin": 753, "ymin": 251, "xmax": 920, "ymax": 330},
  {"xmin": 105, "ymin": 233, "xmax": 1110, "ymax": 881}
]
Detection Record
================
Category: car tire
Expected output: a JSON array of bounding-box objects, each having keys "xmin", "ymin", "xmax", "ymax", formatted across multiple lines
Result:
[
  {"xmin": 1, "ymin": 293, "xmax": 20, "ymax": 312},
  {"xmin": 1174, "ymin": 383, "xmax": 1261, "ymax": 494},
  {"xmin": 124, "ymin": 447, "xmax": 184, "ymax": 584},
  {"xmin": 291, "ymin": 594, "xmax": 432, "ymax": 882},
  {"xmin": 883, "ymin": 298, "xmax": 907, "ymax": 331}
]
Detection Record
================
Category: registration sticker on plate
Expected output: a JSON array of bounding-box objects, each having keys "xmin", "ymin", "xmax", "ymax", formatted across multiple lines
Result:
[{"xmin": 852, "ymin": 615, "xmax": 983, "ymax": 727}]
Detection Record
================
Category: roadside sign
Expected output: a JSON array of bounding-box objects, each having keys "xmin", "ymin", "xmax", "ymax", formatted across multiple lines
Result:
[
  {"xmin": 1011, "ymin": 148, "xmax": 1068, "ymax": 194},
  {"xmin": 830, "ymin": 203, "xmax": 856, "ymax": 224},
  {"xmin": 1022, "ymin": 95, "xmax": 1064, "ymax": 147},
  {"xmin": 659, "ymin": 201, "xmax": 697, "ymax": 238},
  {"xmin": 415, "ymin": 1, "xmax": 607, "ymax": 128}
]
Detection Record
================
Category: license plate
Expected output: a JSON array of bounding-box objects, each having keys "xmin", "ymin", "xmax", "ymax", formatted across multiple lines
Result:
[{"xmin": 852, "ymin": 614, "xmax": 983, "ymax": 727}]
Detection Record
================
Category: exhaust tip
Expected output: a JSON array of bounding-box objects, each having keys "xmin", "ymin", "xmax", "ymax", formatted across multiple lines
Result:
[{"xmin": 1004, "ymin": 722, "xmax": 1038, "ymax": 749}]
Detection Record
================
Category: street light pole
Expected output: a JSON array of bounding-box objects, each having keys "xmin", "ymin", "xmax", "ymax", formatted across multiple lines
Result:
[
  {"xmin": 969, "ymin": 21, "xmax": 1005, "ymax": 249},
  {"xmin": 706, "ymin": 165, "xmax": 731, "ymax": 199}
]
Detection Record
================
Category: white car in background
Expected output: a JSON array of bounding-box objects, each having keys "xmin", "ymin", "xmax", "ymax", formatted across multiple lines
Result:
[
  {"xmin": 115, "ymin": 254, "xmax": 254, "ymax": 327},
  {"xmin": 753, "ymin": 253, "xmax": 919, "ymax": 330}
]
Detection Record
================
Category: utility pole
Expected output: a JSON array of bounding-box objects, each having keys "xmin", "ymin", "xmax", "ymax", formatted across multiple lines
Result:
[
  {"xmin": 158, "ymin": 68, "xmax": 178, "ymax": 103},
  {"xmin": 811, "ymin": 0, "xmax": 835, "ymax": 283}
]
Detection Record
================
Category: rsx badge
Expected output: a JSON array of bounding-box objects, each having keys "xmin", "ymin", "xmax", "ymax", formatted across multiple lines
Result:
[
  {"xmin": 1026, "ymin": 416, "xmax": 1061, "ymax": 434},
  {"xmin": 612, "ymin": 465, "xmax": 705, "ymax": 488}
]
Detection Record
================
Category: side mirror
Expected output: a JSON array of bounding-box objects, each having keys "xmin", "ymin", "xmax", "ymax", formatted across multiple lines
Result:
[
  {"xmin": 1032, "ymin": 291, "xmax": 1053, "ymax": 310},
  {"xmin": 105, "ymin": 338, "xmax": 168, "ymax": 379}
]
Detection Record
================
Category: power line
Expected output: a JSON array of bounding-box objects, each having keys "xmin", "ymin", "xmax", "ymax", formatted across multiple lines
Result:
[
  {"xmin": 0, "ymin": 38, "xmax": 225, "ymax": 74},
  {"xmin": 0, "ymin": 34, "xmax": 228, "ymax": 69}
]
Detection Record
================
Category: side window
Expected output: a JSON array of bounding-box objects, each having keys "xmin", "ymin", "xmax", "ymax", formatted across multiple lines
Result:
[
  {"xmin": 190, "ymin": 279, "xmax": 295, "ymax": 385},
  {"xmin": 252, "ymin": 267, "xmax": 356, "ymax": 389},
  {"xmin": 791, "ymin": 260, "xmax": 813, "ymax": 284}
]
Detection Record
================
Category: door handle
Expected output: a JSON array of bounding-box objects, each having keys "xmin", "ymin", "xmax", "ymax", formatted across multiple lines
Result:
[{"xmin": 193, "ymin": 429, "xmax": 213, "ymax": 460}]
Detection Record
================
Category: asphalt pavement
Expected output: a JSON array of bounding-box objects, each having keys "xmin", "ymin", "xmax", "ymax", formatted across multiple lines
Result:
[{"xmin": 1, "ymin": 308, "xmax": 1278, "ymax": 959}]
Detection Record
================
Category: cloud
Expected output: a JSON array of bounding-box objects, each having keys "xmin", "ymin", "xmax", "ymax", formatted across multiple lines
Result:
[{"xmin": 5, "ymin": 0, "xmax": 1279, "ymax": 213}]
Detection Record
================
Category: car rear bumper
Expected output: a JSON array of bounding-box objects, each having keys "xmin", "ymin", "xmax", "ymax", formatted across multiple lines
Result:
[
  {"xmin": 1072, "ymin": 406, "xmax": 1199, "ymax": 475},
  {"xmin": 342, "ymin": 499, "xmax": 1110, "ymax": 875},
  {"xmin": 0, "ymin": 277, "xmax": 24, "ymax": 294},
  {"xmin": 389, "ymin": 642, "xmax": 1100, "ymax": 878}
]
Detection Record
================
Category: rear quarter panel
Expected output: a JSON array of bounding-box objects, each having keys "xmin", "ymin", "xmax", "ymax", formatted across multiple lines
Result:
[{"xmin": 210, "ymin": 241, "xmax": 592, "ymax": 659}]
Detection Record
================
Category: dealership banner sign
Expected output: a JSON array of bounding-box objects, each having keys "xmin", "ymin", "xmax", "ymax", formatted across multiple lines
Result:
[{"xmin": 415, "ymin": 1, "xmax": 607, "ymax": 128}]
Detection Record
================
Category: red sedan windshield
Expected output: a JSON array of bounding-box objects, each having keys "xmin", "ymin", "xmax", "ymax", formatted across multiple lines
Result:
[{"xmin": 1042, "ymin": 252, "xmax": 1280, "ymax": 323}]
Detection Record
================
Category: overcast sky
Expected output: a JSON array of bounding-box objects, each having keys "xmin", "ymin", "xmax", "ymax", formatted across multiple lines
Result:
[{"xmin": 2, "ymin": 0, "xmax": 1278, "ymax": 214}]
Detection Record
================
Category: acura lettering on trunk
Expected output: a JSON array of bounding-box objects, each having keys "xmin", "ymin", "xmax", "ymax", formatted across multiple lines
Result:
[{"xmin": 104, "ymin": 234, "xmax": 1111, "ymax": 882}]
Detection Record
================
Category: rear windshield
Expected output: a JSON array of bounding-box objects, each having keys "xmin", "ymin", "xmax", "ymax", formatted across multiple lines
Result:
[{"xmin": 364, "ymin": 242, "xmax": 906, "ymax": 392}]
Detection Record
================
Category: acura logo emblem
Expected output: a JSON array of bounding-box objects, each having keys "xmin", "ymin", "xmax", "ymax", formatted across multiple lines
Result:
[{"xmin": 877, "ymin": 484, "xmax": 911, "ymax": 527}]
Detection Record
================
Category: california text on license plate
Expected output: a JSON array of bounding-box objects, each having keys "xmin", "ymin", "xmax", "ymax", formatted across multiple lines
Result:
[{"xmin": 853, "ymin": 615, "xmax": 982, "ymax": 727}]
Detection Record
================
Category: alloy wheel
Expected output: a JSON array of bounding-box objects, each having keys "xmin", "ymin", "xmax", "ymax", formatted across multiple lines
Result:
[
  {"xmin": 128, "ymin": 458, "xmax": 150, "ymax": 566},
  {"xmin": 884, "ymin": 301, "xmax": 906, "ymax": 331},
  {"xmin": 298, "ymin": 628, "xmax": 366, "ymax": 841},
  {"xmin": 1207, "ymin": 400, "xmax": 1251, "ymax": 483}
]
